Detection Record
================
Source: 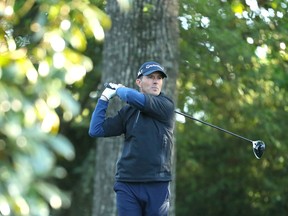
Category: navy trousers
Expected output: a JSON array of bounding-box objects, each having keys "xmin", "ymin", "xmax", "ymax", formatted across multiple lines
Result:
[{"xmin": 114, "ymin": 181, "xmax": 170, "ymax": 216}]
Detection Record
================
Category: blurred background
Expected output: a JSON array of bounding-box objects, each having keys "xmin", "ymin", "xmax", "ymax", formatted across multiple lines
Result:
[{"xmin": 1, "ymin": 0, "xmax": 287, "ymax": 215}]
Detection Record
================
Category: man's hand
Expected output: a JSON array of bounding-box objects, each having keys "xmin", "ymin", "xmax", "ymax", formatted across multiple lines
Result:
[
  {"xmin": 105, "ymin": 83, "xmax": 124, "ymax": 90},
  {"xmin": 101, "ymin": 87, "xmax": 116, "ymax": 101},
  {"xmin": 101, "ymin": 83, "xmax": 124, "ymax": 101}
]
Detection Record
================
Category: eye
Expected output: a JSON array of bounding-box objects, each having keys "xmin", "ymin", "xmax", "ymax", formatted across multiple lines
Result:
[
  {"xmin": 154, "ymin": 75, "xmax": 163, "ymax": 80},
  {"xmin": 148, "ymin": 75, "xmax": 153, "ymax": 79},
  {"xmin": 147, "ymin": 75, "xmax": 155, "ymax": 79},
  {"xmin": 147, "ymin": 74, "xmax": 163, "ymax": 80}
]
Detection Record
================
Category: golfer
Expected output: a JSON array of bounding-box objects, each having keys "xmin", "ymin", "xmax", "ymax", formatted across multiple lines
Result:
[{"xmin": 89, "ymin": 61, "xmax": 175, "ymax": 216}]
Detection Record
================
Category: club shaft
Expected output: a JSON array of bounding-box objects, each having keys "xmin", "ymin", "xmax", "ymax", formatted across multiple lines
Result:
[
  {"xmin": 175, "ymin": 111, "xmax": 252, "ymax": 143},
  {"xmin": 103, "ymin": 82, "xmax": 253, "ymax": 143}
]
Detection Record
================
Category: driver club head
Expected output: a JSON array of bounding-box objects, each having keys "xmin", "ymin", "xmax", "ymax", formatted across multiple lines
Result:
[{"xmin": 252, "ymin": 140, "xmax": 265, "ymax": 159}]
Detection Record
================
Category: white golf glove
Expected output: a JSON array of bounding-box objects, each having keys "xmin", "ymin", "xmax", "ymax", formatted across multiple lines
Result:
[
  {"xmin": 101, "ymin": 83, "xmax": 124, "ymax": 100},
  {"xmin": 102, "ymin": 87, "xmax": 116, "ymax": 101}
]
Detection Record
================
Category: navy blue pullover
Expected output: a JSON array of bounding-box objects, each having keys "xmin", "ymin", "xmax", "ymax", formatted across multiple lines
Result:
[{"xmin": 89, "ymin": 87, "xmax": 175, "ymax": 182}]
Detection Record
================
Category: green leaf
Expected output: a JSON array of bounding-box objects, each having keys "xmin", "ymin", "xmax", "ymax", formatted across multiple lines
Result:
[
  {"xmin": 48, "ymin": 135, "xmax": 75, "ymax": 161},
  {"xmin": 60, "ymin": 89, "xmax": 81, "ymax": 116},
  {"xmin": 34, "ymin": 181, "xmax": 71, "ymax": 209}
]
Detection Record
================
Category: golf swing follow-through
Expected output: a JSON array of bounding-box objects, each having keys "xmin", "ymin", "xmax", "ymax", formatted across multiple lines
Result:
[
  {"xmin": 89, "ymin": 61, "xmax": 265, "ymax": 216},
  {"xmin": 90, "ymin": 62, "xmax": 175, "ymax": 216},
  {"xmin": 104, "ymin": 84, "xmax": 266, "ymax": 160}
]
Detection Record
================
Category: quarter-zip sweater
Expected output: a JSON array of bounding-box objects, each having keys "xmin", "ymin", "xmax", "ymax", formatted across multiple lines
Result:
[{"xmin": 89, "ymin": 87, "xmax": 175, "ymax": 182}]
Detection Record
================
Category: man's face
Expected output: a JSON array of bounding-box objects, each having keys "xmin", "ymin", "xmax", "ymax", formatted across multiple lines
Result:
[{"xmin": 136, "ymin": 72, "xmax": 164, "ymax": 96}]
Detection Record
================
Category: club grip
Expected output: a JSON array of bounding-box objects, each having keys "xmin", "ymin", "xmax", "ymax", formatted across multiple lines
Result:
[{"xmin": 104, "ymin": 83, "xmax": 115, "ymax": 90}]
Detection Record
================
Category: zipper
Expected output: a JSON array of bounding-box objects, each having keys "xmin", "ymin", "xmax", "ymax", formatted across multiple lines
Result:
[
  {"xmin": 132, "ymin": 110, "xmax": 140, "ymax": 129},
  {"xmin": 160, "ymin": 134, "xmax": 169, "ymax": 173}
]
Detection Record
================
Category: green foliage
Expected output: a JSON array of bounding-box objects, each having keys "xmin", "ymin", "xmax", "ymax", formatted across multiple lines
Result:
[
  {"xmin": 2, "ymin": 0, "xmax": 288, "ymax": 215},
  {"xmin": 0, "ymin": 0, "xmax": 110, "ymax": 215},
  {"xmin": 177, "ymin": 0, "xmax": 288, "ymax": 215}
]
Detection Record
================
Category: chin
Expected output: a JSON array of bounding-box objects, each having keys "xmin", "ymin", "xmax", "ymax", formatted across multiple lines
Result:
[{"xmin": 151, "ymin": 91, "xmax": 160, "ymax": 96}]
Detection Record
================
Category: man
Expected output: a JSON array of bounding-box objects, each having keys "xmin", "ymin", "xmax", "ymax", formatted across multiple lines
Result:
[{"xmin": 89, "ymin": 61, "xmax": 175, "ymax": 216}]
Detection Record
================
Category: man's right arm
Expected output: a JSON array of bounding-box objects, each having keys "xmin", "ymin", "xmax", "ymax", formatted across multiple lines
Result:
[
  {"xmin": 89, "ymin": 85, "xmax": 145, "ymax": 138},
  {"xmin": 88, "ymin": 99, "xmax": 108, "ymax": 137}
]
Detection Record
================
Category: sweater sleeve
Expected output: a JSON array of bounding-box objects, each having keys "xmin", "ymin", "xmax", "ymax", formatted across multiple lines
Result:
[
  {"xmin": 116, "ymin": 87, "xmax": 145, "ymax": 109},
  {"xmin": 88, "ymin": 99, "xmax": 108, "ymax": 137}
]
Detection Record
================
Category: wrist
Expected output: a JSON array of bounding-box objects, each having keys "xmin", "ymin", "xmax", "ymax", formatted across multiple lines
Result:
[{"xmin": 100, "ymin": 95, "xmax": 109, "ymax": 101}]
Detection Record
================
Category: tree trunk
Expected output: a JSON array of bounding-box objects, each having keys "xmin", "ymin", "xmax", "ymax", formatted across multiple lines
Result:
[{"xmin": 92, "ymin": 0, "xmax": 179, "ymax": 215}]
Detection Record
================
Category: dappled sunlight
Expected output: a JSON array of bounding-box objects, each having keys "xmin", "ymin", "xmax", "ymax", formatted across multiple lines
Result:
[
  {"xmin": 1, "ymin": 5, "xmax": 14, "ymax": 16},
  {"xmin": 1, "ymin": 0, "xmax": 287, "ymax": 215},
  {"xmin": 0, "ymin": 0, "xmax": 110, "ymax": 213},
  {"xmin": 38, "ymin": 61, "xmax": 50, "ymax": 77},
  {"xmin": 50, "ymin": 195, "xmax": 62, "ymax": 209},
  {"xmin": 0, "ymin": 199, "xmax": 11, "ymax": 216},
  {"xmin": 280, "ymin": 42, "xmax": 286, "ymax": 50},
  {"xmin": 53, "ymin": 53, "xmax": 66, "ymax": 69},
  {"xmin": 41, "ymin": 111, "xmax": 60, "ymax": 133},
  {"xmin": 26, "ymin": 66, "xmax": 38, "ymax": 84},
  {"xmin": 24, "ymin": 106, "xmax": 37, "ymax": 127},
  {"xmin": 246, "ymin": 37, "xmax": 254, "ymax": 44},
  {"xmin": 6, "ymin": 36, "xmax": 16, "ymax": 51},
  {"xmin": 0, "ymin": 100, "xmax": 10, "ymax": 113},
  {"xmin": 15, "ymin": 197, "xmax": 29, "ymax": 215},
  {"xmin": 63, "ymin": 111, "xmax": 73, "ymax": 121},
  {"xmin": 16, "ymin": 136, "xmax": 28, "ymax": 149},
  {"xmin": 175, "ymin": 110, "xmax": 186, "ymax": 123},
  {"xmin": 49, "ymin": 34, "xmax": 66, "ymax": 52},
  {"xmin": 178, "ymin": 1, "xmax": 288, "ymax": 215},
  {"xmin": 35, "ymin": 99, "xmax": 50, "ymax": 119},
  {"xmin": 65, "ymin": 65, "xmax": 87, "ymax": 84},
  {"xmin": 30, "ymin": 22, "xmax": 41, "ymax": 33},
  {"xmin": 11, "ymin": 99, "xmax": 22, "ymax": 112},
  {"xmin": 83, "ymin": 7, "xmax": 105, "ymax": 41},
  {"xmin": 47, "ymin": 94, "xmax": 61, "ymax": 109},
  {"xmin": 117, "ymin": 0, "xmax": 132, "ymax": 12},
  {"xmin": 4, "ymin": 122, "xmax": 22, "ymax": 137},
  {"xmin": 60, "ymin": 19, "xmax": 71, "ymax": 31},
  {"xmin": 255, "ymin": 44, "xmax": 268, "ymax": 59}
]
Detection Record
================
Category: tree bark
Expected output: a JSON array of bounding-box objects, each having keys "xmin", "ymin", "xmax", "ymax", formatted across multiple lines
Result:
[{"xmin": 92, "ymin": 0, "xmax": 179, "ymax": 215}]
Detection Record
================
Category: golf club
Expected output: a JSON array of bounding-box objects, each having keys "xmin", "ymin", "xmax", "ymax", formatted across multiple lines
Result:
[
  {"xmin": 175, "ymin": 110, "xmax": 265, "ymax": 159},
  {"xmin": 103, "ymin": 83, "xmax": 265, "ymax": 159}
]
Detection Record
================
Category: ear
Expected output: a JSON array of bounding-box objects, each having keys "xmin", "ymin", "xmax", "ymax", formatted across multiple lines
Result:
[{"xmin": 135, "ymin": 79, "xmax": 141, "ymax": 88}]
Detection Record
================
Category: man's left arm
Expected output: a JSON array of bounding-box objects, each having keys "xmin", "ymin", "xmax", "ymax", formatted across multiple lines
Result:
[
  {"xmin": 143, "ymin": 94, "xmax": 175, "ymax": 121},
  {"xmin": 116, "ymin": 87, "xmax": 145, "ymax": 109}
]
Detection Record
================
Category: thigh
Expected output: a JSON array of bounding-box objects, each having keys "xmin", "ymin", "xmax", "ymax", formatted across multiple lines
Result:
[
  {"xmin": 145, "ymin": 182, "xmax": 170, "ymax": 216},
  {"xmin": 114, "ymin": 182, "xmax": 143, "ymax": 216}
]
